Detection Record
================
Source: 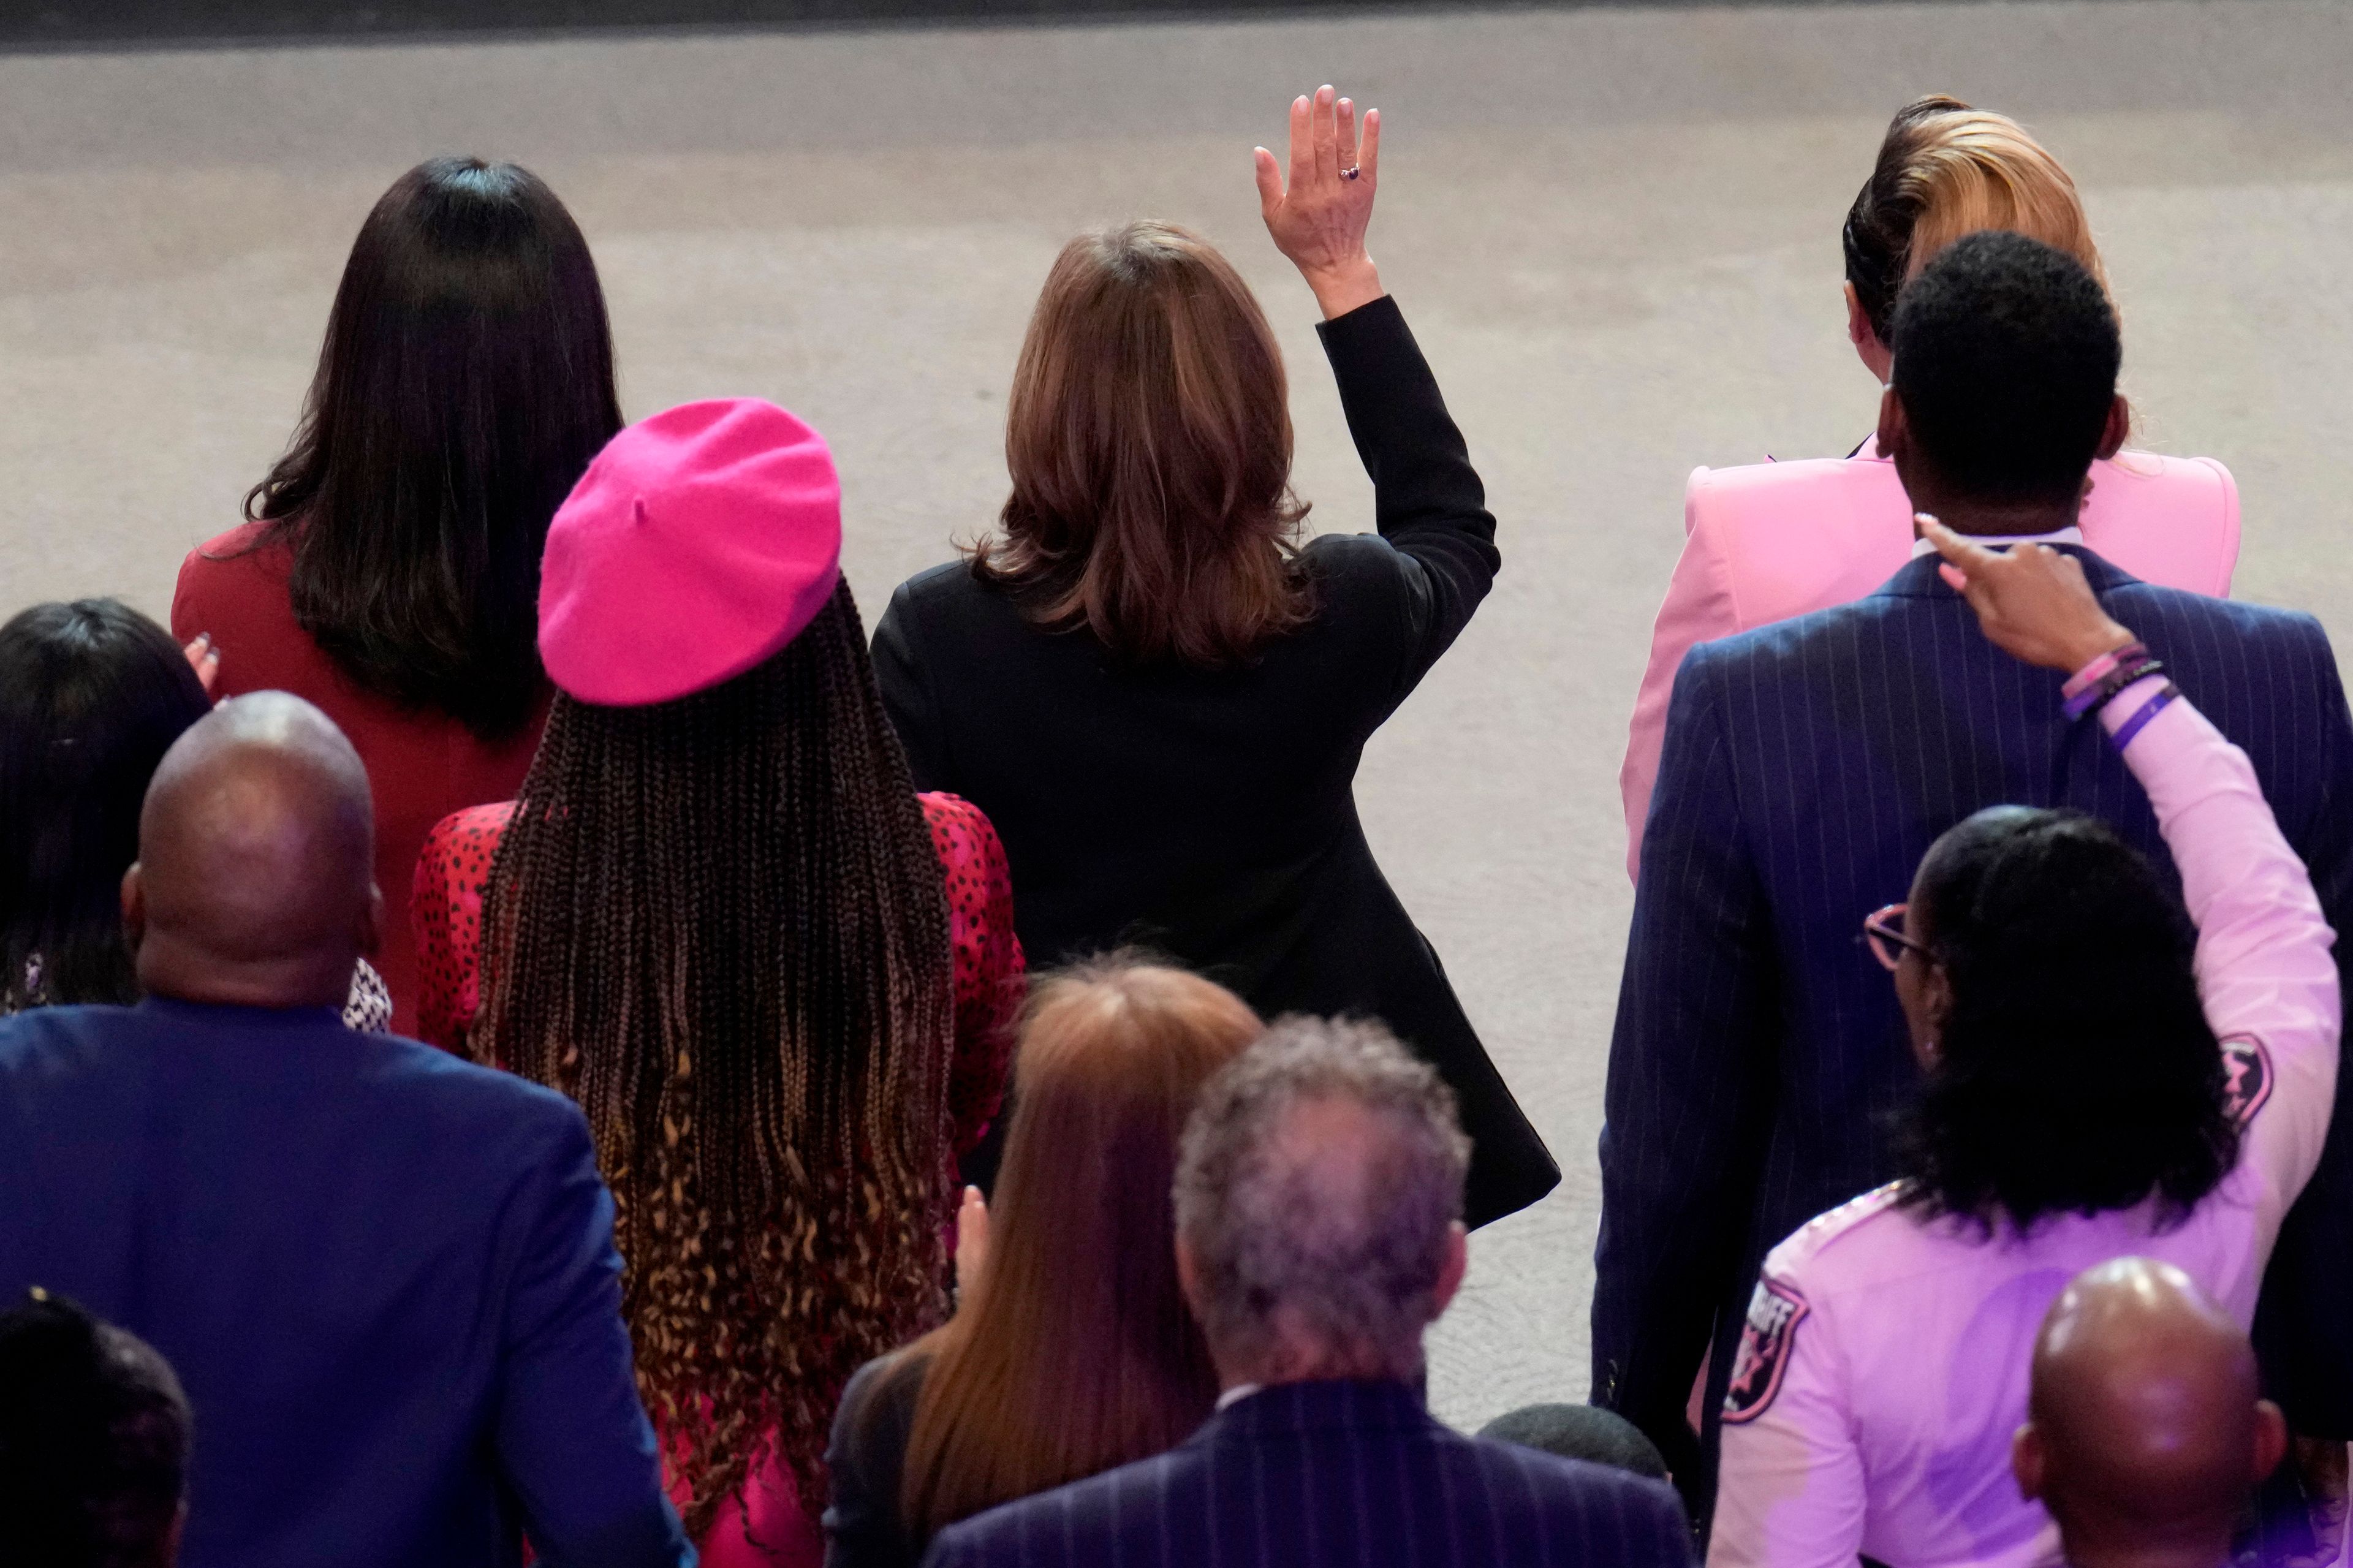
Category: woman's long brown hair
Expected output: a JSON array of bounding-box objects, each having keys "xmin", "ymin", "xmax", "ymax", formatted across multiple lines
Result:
[
  {"xmin": 972, "ymin": 221, "xmax": 1314, "ymax": 668},
  {"xmin": 895, "ymin": 958, "xmax": 1260, "ymax": 1544},
  {"xmin": 471, "ymin": 580, "xmax": 957, "ymax": 1539}
]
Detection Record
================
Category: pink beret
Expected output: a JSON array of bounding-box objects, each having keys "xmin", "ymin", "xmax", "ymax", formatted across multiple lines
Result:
[{"xmin": 539, "ymin": 398, "xmax": 844, "ymax": 707}]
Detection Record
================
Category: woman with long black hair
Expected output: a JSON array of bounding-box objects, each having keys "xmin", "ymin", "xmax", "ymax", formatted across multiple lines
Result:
[
  {"xmin": 0, "ymin": 599, "xmax": 389, "ymax": 1025},
  {"xmin": 411, "ymin": 399, "xmax": 1025, "ymax": 1567},
  {"xmin": 173, "ymin": 156, "xmax": 621, "ymax": 1032}
]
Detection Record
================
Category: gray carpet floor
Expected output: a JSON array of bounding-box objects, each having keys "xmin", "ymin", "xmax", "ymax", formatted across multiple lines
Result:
[{"xmin": 4, "ymin": 0, "xmax": 2347, "ymax": 1432}]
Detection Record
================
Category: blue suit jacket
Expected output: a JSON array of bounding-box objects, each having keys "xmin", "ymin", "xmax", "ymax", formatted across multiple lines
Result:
[
  {"xmin": 1593, "ymin": 550, "xmax": 2353, "ymax": 1504},
  {"xmin": 920, "ymin": 1379, "xmax": 1694, "ymax": 1568},
  {"xmin": 0, "ymin": 998, "xmax": 692, "ymax": 1568}
]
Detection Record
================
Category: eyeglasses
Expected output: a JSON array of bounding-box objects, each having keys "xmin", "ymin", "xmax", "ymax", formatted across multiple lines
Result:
[{"xmin": 1862, "ymin": 903, "xmax": 1933, "ymax": 971}]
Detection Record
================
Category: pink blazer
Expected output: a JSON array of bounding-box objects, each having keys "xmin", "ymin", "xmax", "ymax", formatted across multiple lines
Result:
[{"xmin": 1620, "ymin": 446, "xmax": 2240, "ymax": 877}]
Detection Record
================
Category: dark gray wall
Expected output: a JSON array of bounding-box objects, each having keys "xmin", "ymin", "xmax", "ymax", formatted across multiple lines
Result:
[{"xmin": 0, "ymin": 0, "xmax": 2052, "ymax": 51}]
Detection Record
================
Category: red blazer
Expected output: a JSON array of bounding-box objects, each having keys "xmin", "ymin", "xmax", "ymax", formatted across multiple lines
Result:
[{"xmin": 172, "ymin": 523, "xmax": 548, "ymax": 1033}]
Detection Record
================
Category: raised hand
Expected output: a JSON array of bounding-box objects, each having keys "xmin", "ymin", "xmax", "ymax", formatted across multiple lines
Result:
[
  {"xmin": 183, "ymin": 632, "xmax": 219, "ymax": 697},
  {"xmin": 1922, "ymin": 515, "xmax": 2135, "ymax": 673},
  {"xmin": 953, "ymin": 1184, "xmax": 990, "ymax": 1306},
  {"xmin": 1254, "ymin": 85, "xmax": 1385, "ymax": 320}
]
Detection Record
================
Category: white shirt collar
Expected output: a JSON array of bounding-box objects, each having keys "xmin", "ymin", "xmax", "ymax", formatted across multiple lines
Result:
[
  {"xmin": 1214, "ymin": 1383, "xmax": 1264, "ymax": 1412},
  {"xmin": 1910, "ymin": 525, "xmax": 2083, "ymax": 559}
]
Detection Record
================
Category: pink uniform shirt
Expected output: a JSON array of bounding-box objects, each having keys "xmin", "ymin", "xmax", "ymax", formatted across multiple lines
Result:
[
  {"xmin": 1708, "ymin": 685, "xmax": 2339, "ymax": 1568},
  {"xmin": 1621, "ymin": 447, "xmax": 2241, "ymax": 878}
]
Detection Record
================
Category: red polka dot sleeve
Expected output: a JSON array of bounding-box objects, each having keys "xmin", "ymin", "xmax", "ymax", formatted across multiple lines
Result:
[
  {"xmin": 411, "ymin": 801, "xmax": 517, "ymax": 1054},
  {"xmin": 411, "ymin": 793, "xmax": 1024, "ymax": 1148},
  {"xmin": 919, "ymin": 792, "xmax": 1025, "ymax": 1156}
]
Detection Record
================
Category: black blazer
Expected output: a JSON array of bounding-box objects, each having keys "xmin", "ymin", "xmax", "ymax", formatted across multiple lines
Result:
[
  {"xmin": 1593, "ymin": 549, "xmax": 2353, "ymax": 1515},
  {"xmin": 919, "ymin": 1379, "xmax": 1694, "ymax": 1568},
  {"xmin": 824, "ymin": 1350, "xmax": 932, "ymax": 1568},
  {"xmin": 871, "ymin": 296, "xmax": 1556, "ymax": 1228}
]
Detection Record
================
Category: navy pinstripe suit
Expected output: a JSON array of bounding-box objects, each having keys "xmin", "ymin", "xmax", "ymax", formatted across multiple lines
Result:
[
  {"xmin": 919, "ymin": 1380, "xmax": 1694, "ymax": 1568},
  {"xmin": 1592, "ymin": 548, "xmax": 2353, "ymax": 1509}
]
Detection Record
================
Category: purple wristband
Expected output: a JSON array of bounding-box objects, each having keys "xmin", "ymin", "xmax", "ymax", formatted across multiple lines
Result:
[
  {"xmin": 2108, "ymin": 682, "xmax": 2180, "ymax": 752},
  {"xmin": 2064, "ymin": 655, "xmax": 2166, "ymax": 722}
]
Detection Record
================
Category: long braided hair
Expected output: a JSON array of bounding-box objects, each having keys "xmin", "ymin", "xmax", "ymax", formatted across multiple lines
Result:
[{"xmin": 471, "ymin": 578, "xmax": 956, "ymax": 1536}]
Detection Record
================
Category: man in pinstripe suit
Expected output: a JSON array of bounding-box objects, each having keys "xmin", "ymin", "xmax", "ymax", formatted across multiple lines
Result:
[
  {"xmin": 1592, "ymin": 232, "xmax": 2353, "ymax": 1536},
  {"xmin": 924, "ymin": 1018, "xmax": 1694, "ymax": 1568}
]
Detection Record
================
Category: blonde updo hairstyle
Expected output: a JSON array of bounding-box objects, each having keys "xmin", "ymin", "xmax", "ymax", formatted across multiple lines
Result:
[{"xmin": 1844, "ymin": 96, "xmax": 2123, "ymax": 439}]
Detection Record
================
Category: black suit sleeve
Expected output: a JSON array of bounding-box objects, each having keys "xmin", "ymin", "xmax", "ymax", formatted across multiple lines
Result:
[
  {"xmin": 1591, "ymin": 642, "xmax": 1780, "ymax": 1482},
  {"xmin": 824, "ymin": 1355, "xmax": 923, "ymax": 1568},
  {"xmin": 1635, "ymin": 1474, "xmax": 1701, "ymax": 1567},
  {"xmin": 873, "ymin": 581, "xmax": 952, "ymax": 795},
  {"xmin": 1314, "ymin": 295, "xmax": 1500, "ymax": 710},
  {"xmin": 2252, "ymin": 617, "xmax": 2353, "ymax": 1438}
]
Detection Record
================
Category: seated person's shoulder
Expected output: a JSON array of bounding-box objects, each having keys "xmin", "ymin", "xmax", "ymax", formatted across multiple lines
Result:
[
  {"xmin": 0, "ymin": 1003, "xmax": 143, "ymax": 1074},
  {"xmin": 925, "ymin": 1445, "xmax": 1178, "ymax": 1561},
  {"xmin": 1301, "ymin": 528, "xmax": 1416, "ymax": 592},
  {"xmin": 362, "ymin": 1036, "xmax": 596, "ymax": 1167},
  {"xmin": 1759, "ymin": 1181, "xmax": 1914, "ymax": 1293},
  {"xmin": 1680, "ymin": 594, "xmax": 1887, "ymax": 684},
  {"xmin": 174, "ymin": 520, "xmax": 285, "ymax": 599},
  {"xmin": 2118, "ymin": 577, "xmax": 2327, "ymax": 642},
  {"xmin": 892, "ymin": 559, "xmax": 997, "ymax": 622}
]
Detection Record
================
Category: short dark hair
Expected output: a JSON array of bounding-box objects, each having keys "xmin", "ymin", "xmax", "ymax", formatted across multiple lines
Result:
[
  {"xmin": 246, "ymin": 156, "xmax": 622, "ymax": 740},
  {"xmin": 0, "ymin": 600, "xmax": 211, "ymax": 1011},
  {"xmin": 1893, "ymin": 806, "xmax": 2238, "ymax": 1233},
  {"xmin": 1890, "ymin": 229, "xmax": 2120, "ymax": 507},
  {"xmin": 0, "ymin": 1291, "xmax": 191, "ymax": 1567}
]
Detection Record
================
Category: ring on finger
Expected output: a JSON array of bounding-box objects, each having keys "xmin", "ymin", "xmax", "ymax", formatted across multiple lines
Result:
[{"xmin": 1341, "ymin": 165, "xmax": 1361, "ymax": 180}]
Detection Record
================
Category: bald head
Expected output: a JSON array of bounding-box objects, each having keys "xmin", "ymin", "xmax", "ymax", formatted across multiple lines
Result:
[
  {"xmin": 2015, "ymin": 1259, "xmax": 2285, "ymax": 1568},
  {"xmin": 125, "ymin": 692, "xmax": 381, "ymax": 1010}
]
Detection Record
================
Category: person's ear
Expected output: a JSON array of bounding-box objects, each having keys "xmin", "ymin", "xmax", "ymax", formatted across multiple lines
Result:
[
  {"xmin": 1847, "ymin": 283, "xmax": 1893, "ymax": 383},
  {"xmin": 358, "ymin": 882, "xmax": 385, "ymax": 959},
  {"xmin": 1175, "ymin": 1233, "xmax": 1207, "ymax": 1327},
  {"xmin": 1430, "ymin": 1221, "xmax": 1469, "ymax": 1319},
  {"xmin": 1926, "ymin": 959, "xmax": 1953, "ymax": 1023},
  {"xmin": 1877, "ymin": 385, "xmax": 1908, "ymax": 466},
  {"xmin": 2012, "ymin": 1422, "xmax": 2047, "ymax": 1502},
  {"xmin": 2094, "ymin": 394, "xmax": 2130, "ymax": 462},
  {"xmin": 121, "ymin": 865, "xmax": 148, "ymax": 955},
  {"xmin": 2253, "ymin": 1400, "xmax": 2289, "ymax": 1484},
  {"xmin": 1922, "ymin": 960, "xmax": 1956, "ymax": 1048}
]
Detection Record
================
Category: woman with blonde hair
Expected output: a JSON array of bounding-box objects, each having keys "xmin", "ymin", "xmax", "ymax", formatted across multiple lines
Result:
[
  {"xmin": 822, "ymin": 958, "xmax": 1260, "ymax": 1567},
  {"xmin": 1620, "ymin": 96, "xmax": 2241, "ymax": 875},
  {"xmin": 871, "ymin": 85, "xmax": 1556, "ymax": 1229}
]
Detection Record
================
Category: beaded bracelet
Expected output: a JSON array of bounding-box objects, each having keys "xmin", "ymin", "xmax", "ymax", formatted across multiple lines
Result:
[
  {"xmin": 2109, "ymin": 681, "xmax": 2180, "ymax": 752},
  {"xmin": 2064, "ymin": 653, "xmax": 2166, "ymax": 722},
  {"xmin": 2061, "ymin": 641, "xmax": 2146, "ymax": 703}
]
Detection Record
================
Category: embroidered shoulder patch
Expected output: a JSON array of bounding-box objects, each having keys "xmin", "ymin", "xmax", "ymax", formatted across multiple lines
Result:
[
  {"xmin": 1722, "ymin": 1278, "xmax": 1809, "ymax": 1425},
  {"xmin": 2222, "ymin": 1035, "xmax": 2273, "ymax": 1128}
]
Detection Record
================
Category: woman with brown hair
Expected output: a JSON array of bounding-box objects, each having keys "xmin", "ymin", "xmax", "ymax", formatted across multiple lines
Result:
[
  {"xmin": 871, "ymin": 86, "xmax": 1556, "ymax": 1229},
  {"xmin": 409, "ymin": 399, "xmax": 1025, "ymax": 1566},
  {"xmin": 822, "ymin": 958, "xmax": 1260, "ymax": 1568}
]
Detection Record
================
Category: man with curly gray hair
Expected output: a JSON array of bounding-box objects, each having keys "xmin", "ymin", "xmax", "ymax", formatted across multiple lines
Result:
[
  {"xmin": 1173, "ymin": 1014, "xmax": 1473, "ymax": 1387},
  {"xmin": 924, "ymin": 1017, "xmax": 1694, "ymax": 1568}
]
